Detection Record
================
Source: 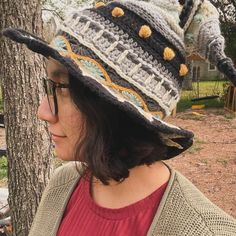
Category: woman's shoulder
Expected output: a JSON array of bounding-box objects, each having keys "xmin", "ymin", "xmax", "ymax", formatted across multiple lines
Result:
[
  {"xmin": 150, "ymin": 168, "xmax": 236, "ymax": 235},
  {"xmin": 47, "ymin": 162, "xmax": 83, "ymax": 189},
  {"xmin": 174, "ymin": 170, "xmax": 234, "ymax": 220},
  {"xmin": 29, "ymin": 162, "xmax": 83, "ymax": 236}
]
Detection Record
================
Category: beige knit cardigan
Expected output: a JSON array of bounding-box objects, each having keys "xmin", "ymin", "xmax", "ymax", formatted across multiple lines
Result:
[{"xmin": 29, "ymin": 162, "xmax": 236, "ymax": 236}]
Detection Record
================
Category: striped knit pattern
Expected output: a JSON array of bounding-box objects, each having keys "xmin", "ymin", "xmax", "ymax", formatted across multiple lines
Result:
[
  {"xmin": 61, "ymin": 0, "xmax": 187, "ymax": 117},
  {"xmin": 66, "ymin": 32, "xmax": 165, "ymax": 113},
  {"xmin": 121, "ymin": 0, "xmax": 185, "ymax": 55}
]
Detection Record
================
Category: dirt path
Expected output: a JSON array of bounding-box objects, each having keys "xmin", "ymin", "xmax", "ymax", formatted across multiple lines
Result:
[
  {"xmin": 165, "ymin": 109, "xmax": 236, "ymax": 218},
  {"xmin": 0, "ymin": 128, "xmax": 5, "ymax": 147},
  {"xmin": 0, "ymin": 109, "xmax": 235, "ymax": 218}
]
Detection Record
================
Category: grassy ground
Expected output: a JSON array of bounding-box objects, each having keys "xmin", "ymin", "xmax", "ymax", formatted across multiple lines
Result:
[
  {"xmin": 177, "ymin": 81, "xmax": 227, "ymax": 112},
  {"xmin": 0, "ymin": 156, "xmax": 7, "ymax": 180}
]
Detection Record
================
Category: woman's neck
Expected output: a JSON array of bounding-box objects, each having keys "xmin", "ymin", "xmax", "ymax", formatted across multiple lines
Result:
[{"xmin": 91, "ymin": 161, "xmax": 170, "ymax": 209}]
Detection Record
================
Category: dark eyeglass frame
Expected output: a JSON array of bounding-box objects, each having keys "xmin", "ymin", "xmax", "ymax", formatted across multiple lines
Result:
[{"xmin": 42, "ymin": 78, "xmax": 69, "ymax": 115}]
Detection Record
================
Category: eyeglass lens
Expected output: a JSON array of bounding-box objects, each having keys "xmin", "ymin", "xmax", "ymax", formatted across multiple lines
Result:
[{"xmin": 43, "ymin": 79, "xmax": 57, "ymax": 115}]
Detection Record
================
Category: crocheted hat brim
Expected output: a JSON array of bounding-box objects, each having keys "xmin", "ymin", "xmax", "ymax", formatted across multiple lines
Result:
[{"xmin": 2, "ymin": 28, "xmax": 194, "ymax": 160}]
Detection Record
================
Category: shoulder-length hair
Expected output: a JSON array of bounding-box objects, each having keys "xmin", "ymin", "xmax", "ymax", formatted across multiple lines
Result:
[{"xmin": 69, "ymin": 74, "xmax": 166, "ymax": 185}]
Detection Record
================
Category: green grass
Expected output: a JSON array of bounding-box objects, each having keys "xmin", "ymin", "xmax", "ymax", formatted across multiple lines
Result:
[
  {"xmin": 0, "ymin": 156, "xmax": 8, "ymax": 180},
  {"xmin": 177, "ymin": 81, "xmax": 227, "ymax": 112},
  {"xmin": 216, "ymin": 158, "xmax": 228, "ymax": 167},
  {"xmin": 182, "ymin": 81, "xmax": 226, "ymax": 98},
  {"xmin": 187, "ymin": 144, "xmax": 203, "ymax": 154}
]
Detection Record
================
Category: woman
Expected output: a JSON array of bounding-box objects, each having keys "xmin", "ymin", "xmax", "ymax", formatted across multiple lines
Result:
[{"xmin": 2, "ymin": 0, "xmax": 236, "ymax": 235}]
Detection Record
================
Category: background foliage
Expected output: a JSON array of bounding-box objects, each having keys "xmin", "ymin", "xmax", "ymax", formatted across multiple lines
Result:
[{"xmin": 209, "ymin": 0, "xmax": 236, "ymax": 61}]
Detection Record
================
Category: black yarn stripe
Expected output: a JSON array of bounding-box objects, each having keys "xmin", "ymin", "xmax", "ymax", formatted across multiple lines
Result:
[
  {"xmin": 91, "ymin": 3, "xmax": 185, "ymax": 83},
  {"xmin": 121, "ymin": 1, "xmax": 186, "ymax": 60},
  {"xmin": 180, "ymin": 0, "xmax": 204, "ymax": 31},
  {"xmin": 90, "ymin": 7, "xmax": 183, "ymax": 95},
  {"xmin": 179, "ymin": 0, "xmax": 194, "ymax": 28},
  {"xmin": 217, "ymin": 58, "xmax": 236, "ymax": 87},
  {"xmin": 81, "ymin": 10, "xmax": 181, "ymax": 96},
  {"xmin": 92, "ymin": 3, "xmax": 184, "ymax": 74},
  {"xmin": 179, "ymin": 0, "xmax": 185, "ymax": 5},
  {"xmin": 179, "ymin": 0, "xmax": 204, "ymax": 30},
  {"xmin": 60, "ymin": 31, "xmax": 167, "ymax": 114}
]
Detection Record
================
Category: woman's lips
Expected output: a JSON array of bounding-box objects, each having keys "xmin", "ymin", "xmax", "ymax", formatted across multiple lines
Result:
[{"xmin": 51, "ymin": 133, "xmax": 66, "ymax": 142}]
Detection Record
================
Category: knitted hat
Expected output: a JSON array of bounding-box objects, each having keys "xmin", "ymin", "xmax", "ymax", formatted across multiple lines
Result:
[{"xmin": 2, "ymin": 0, "xmax": 236, "ymax": 160}]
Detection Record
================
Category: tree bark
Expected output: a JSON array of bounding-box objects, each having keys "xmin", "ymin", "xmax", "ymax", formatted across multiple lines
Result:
[{"xmin": 0, "ymin": 0, "xmax": 53, "ymax": 235}]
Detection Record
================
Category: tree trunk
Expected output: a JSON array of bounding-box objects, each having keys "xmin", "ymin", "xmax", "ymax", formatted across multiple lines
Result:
[{"xmin": 0, "ymin": 1, "xmax": 53, "ymax": 235}]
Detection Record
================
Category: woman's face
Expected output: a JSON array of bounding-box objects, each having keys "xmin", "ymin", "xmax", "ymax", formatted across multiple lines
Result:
[{"xmin": 37, "ymin": 58, "xmax": 84, "ymax": 161}]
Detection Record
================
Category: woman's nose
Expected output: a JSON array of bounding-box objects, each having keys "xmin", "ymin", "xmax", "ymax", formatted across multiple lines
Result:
[{"xmin": 37, "ymin": 96, "xmax": 57, "ymax": 123}]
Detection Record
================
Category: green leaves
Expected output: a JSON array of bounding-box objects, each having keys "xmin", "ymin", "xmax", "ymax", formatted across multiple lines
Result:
[{"xmin": 221, "ymin": 22, "xmax": 236, "ymax": 61}]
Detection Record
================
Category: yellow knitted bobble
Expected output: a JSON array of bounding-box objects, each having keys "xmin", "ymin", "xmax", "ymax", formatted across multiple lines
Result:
[
  {"xmin": 139, "ymin": 25, "xmax": 152, "ymax": 39},
  {"xmin": 112, "ymin": 7, "xmax": 124, "ymax": 17},
  {"xmin": 163, "ymin": 47, "xmax": 176, "ymax": 61},
  {"xmin": 95, "ymin": 2, "xmax": 105, "ymax": 8},
  {"xmin": 179, "ymin": 64, "xmax": 189, "ymax": 76}
]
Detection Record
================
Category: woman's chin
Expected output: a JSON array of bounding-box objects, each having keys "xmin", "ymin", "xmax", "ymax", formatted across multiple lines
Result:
[{"xmin": 53, "ymin": 146, "xmax": 75, "ymax": 161}]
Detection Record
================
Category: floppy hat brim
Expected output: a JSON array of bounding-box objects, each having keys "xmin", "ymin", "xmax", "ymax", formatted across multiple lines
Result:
[{"xmin": 2, "ymin": 28, "xmax": 194, "ymax": 160}]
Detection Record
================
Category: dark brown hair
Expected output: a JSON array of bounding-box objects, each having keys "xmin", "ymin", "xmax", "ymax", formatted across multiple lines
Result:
[{"xmin": 68, "ymin": 75, "xmax": 166, "ymax": 185}]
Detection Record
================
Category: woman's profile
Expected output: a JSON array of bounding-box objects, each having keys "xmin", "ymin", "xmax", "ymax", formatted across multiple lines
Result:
[{"xmin": 2, "ymin": 0, "xmax": 236, "ymax": 235}]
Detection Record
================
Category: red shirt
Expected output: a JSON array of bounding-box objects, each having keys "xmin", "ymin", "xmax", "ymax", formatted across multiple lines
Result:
[{"xmin": 57, "ymin": 176, "xmax": 168, "ymax": 236}]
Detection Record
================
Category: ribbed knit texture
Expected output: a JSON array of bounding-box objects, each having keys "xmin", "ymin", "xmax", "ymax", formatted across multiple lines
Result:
[
  {"xmin": 57, "ymin": 176, "xmax": 167, "ymax": 236},
  {"xmin": 29, "ymin": 162, "xmax": 236, "ymax": 236}
]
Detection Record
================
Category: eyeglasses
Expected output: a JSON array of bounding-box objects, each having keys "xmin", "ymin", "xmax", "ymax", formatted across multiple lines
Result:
[{"xmin": 42, "ymin": 78, "xmax": 69, "ymax": 115}]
